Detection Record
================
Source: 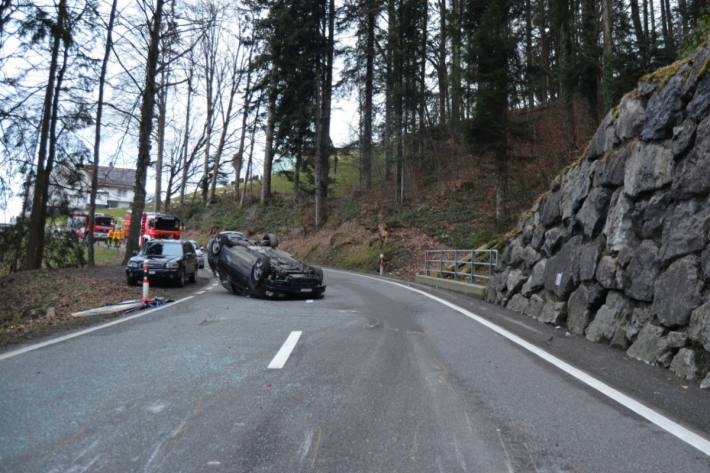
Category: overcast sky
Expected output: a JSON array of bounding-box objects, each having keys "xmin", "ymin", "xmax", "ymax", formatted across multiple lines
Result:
[{"xmin": 0, "ymin": 1, "xmax": 359, "ymax": 224}]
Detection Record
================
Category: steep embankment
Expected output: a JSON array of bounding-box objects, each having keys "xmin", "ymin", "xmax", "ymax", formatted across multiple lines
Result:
[
  {"xmin": 181, "ymin": 98, "xmax": 596, "ymax": 279},
  {"xmin": 489, "ymin": 41, "xmax": 710, "ymax": 387}
]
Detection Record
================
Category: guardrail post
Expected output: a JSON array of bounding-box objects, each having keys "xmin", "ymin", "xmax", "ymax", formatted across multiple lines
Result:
[
  {"xmin": 454, "ymin": 250, "xmax": 459, "ymax": 280},
  {"xmin": 471, "ymin": 250, "xmax": 475, "ymax": 284},
  {"xmin": 379, "ymin": 253, "xmax": 384, "ymax": 276}
]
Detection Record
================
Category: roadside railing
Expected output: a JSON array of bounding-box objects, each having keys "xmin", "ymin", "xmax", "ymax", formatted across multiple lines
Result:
[{"xmin": 422, "ymin": 249, "xmax": 498, "ymax": 284}]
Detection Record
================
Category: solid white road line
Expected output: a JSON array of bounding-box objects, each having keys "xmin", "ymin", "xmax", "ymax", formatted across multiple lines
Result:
[
  {"xmin": 267, "ymin": 331, "xmax": 303, "ymax": 370},
  {"xmin": 0, "ymin": 296, "xmax": 196, "ymax": 362},
  {"xmin": 326, "ymin": 268, "xmax": 710, "ymax": 457}
]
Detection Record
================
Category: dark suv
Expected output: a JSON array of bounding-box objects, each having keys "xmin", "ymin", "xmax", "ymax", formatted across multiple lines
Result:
[{"xmin": 126, "ymin": 240, "xmax": 198, "ymax": 287}]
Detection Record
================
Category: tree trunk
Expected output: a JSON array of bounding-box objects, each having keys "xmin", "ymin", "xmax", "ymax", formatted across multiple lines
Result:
[
  {"xmin": 384, "ymin": 0, "xmax": 396, "ymax": 182},
  {"xmin": 360, "ymin": 0, "xmax": 375, "ymax": 190},
  {"xmin": 450, "ymin": 0, "xmax": 462, "ymax": 126},
  {"xmin": 233, "ymin": 55, "xmax": 253, "ymax": 199},
  {"xmin": 630, "ymin": 0, "xmax": 648, "ymax": 68},
  {"xmin": 679, "ymin": 0, "xmax": 689, "ymax": 38},
  {"xmin": 314, "ymin": 0, "xmax": 335, "ymax": 228},
  {"xmin": 25, "ymin": 0, "xmax": 65, "ymax": 270},
  {"xmin": 294, "ymin": 148, "xmax": 301, "ymax": 199},
  {"xmin": 261, "ymin": 83, "xmax": 276, "ymax": 205},
  {"xmin": 155, "ymin": 65, "xmax": 168, "ymax": 212},
  {"xmin": 179, "ymin": 63, "xmax": 193, "ymax": 206},
  {"xmin": 241, "ymin": 95, "xmax": 260, "ymax": 208},
  {"xmin": 663, "ymin": 0, "xmax": 675, "ymax": 54},
  {"xmin": 602, "ymin": 0, "xmax": 614, "ymax": 112},
  {"xmin": 649, "ymin": 0, "xmax": 657, "ymax": 57},
  {"xmin": 202, "ymin": 26, "xmax": 216, "ymax": 204},
  {"xmin": 208, "ymin": 55, "xmax": 241, "ymax": 205},
  {"xmin": 525, "ymin": 0, "xmax": 534, "ymax": 109},
  {"xmin": 124, "ymin": 0, "xmax": 165, "ymax": 263},
  {"xmin": 88, "ymin": 0, "xmax": 118, "ymax": 267},
  {"xmin": 535, "ymin": 0, "xmax": 550, "ymax": 104},
  {"xmin": 580, "ymin": 0, "xmax": 598, "ymax": 120},
  {"xmin": 437, "ymin": 0, "xmax": 448, "ymax": 124},
  {"xmin": 660, "ymin": 0, "xmax": 670, "ymax": 54}
]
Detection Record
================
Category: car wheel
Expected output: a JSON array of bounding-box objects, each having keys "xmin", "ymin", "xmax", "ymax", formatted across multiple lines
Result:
[
  {"xmin": 247, "ymin": 258, "xmax": 270, "ymax": 298},
  {"xmin": 126, "ymin": 277, "xmax": 136, "ymax": 286},
  {"xmin": 176, "ymin": 269, "xmax": 186, "ymax": 288},
  {"xmin": 189, "ymin": 271, "xmax": 196, "ymax": 283},
  {"xmin": 263, "ymin": 233, "xmax": 278, "ymax": 248}
]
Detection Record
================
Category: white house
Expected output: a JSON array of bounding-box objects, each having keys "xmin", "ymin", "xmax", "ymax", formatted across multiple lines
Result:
[{"xmin": 50, "ymin": 164, "xmax": 135, "ymax": 210}]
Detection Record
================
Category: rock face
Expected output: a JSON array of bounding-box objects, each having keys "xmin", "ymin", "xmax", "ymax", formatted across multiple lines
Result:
[{"xmin": 488, "ymin": 42, "xmax": 710, "ymax": 386}]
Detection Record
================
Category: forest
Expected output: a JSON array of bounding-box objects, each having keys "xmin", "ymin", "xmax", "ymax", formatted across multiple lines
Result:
[{"xmin": 0, "ymin": 0, "xmax": 709, "ymax": 273}]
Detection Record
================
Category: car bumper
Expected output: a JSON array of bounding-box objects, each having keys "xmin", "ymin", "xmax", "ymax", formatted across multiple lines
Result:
[
  {"xmin": 262, "ymin": 282, "xmax": 326, "ymax": 296},
  {"xmin": 126, "ymin": 268, "xmax": 181, "ymax": 281}
]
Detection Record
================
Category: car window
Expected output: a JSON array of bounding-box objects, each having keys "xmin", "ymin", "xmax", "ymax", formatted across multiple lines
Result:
[
  {"xmin": 155, "ymin": 217, "xmax": 180, "ymax": 231},
  {"xmin": 142, "ymin": 241, "xmax": 182, "ymax": 257}
]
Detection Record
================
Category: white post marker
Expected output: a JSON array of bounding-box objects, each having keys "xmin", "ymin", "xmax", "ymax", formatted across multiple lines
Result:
[
  {"xmin": 142, "ymin": 260, "xmax": 150, "ymax": 302},
  {"xmin": 267, "ymin": 331, "xmax": 303, "ymax": 369},
  {"xmin": 379, "ymin": 253, "xmax": 384, "ymax": 276}
]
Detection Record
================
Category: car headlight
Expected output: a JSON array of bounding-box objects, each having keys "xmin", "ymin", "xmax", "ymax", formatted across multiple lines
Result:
[
  {"xmin": 129, "ymin": 261, "xmax": 140, "ymax": 268},
  {"xmin": 166, "ymin": 261, "xmax": 179, "ymax": 269}
]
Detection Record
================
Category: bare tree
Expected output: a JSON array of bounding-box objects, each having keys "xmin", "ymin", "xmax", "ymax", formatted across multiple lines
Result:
[
  {"xmin": 124, "ymin": 0, "xmax": 166, "ymax": 262},
  {"xmin": 207, "ymin": 38, "xmax": 244, "ymax": 203},
  {"xmin": 25, "ymin": 0, "xmax": 68, "ymax": 270},
  {"xmin": 87, "ymin": 0, "xmax": 118, "ymax": 267}
]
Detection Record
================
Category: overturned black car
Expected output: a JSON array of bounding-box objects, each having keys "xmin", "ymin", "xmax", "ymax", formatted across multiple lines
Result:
[{"xmin": 207, "ymin": 232, "xmax": 326, "ymax": 298}]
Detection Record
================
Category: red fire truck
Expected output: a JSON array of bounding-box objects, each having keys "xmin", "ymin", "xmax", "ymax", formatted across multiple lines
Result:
[
  {"xmin": 67, "ymin": 211, "xmax": 115, "ymax": 241},
  {"xmin": 123, "ymin": 212, "xmax": 182, "ymax": 246}
]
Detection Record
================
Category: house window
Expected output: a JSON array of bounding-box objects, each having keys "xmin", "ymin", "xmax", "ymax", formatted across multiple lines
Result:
[{"xmin": 118, "ymin": 189, "xmax": 127, "ymax": 197}]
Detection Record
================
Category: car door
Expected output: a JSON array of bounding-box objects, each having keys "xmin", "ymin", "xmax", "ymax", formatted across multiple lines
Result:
[{"xmin": 183, "ymin": 242, "xmax": 196, "ymax": 274}]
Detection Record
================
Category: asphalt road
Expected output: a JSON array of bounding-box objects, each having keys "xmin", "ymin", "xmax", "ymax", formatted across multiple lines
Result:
[{"xmin": 1, "ymin": 269, "xmax": 709, "ymax": 473}]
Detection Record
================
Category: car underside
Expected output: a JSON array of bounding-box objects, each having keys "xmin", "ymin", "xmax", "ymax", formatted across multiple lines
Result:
[{"xmin": 208, "ymin": 232, "xmax": 325, "ymax": 298}]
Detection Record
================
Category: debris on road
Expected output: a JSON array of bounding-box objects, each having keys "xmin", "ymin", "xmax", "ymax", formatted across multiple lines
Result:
[
  {"xmin": 71, "ymin": 300, "xmax": 143, "ymax": 317},
  {"xmin": 71, "ymin": 296, "xmax": 174, "ymax": 317}
]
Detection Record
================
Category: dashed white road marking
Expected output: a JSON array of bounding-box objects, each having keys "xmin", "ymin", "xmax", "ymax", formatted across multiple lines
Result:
[
  {"xmin": 267, "ymin": 331, "xmax": 303, "ymax": 369},
  {"xmin": 326, "ymin": 268, "xmax": 710, "ymax": 458},
  {"xmin": 197, "ymin": 290, "xmax": 206, "ymax": 295},
  {"xmin": 0, "ymin": 296, "xmax": 196, "ymax": 362}
]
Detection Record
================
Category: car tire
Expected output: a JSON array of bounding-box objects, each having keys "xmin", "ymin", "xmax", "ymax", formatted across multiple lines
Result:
[
  {"xmin": 248, "ymin": 257, "xmax": 270, "ymax": 297},
  {"xmin": 189, "ymin": 271, "xmax": 196, "ymax": 283},
  {"xmin": 263, "ymin": 233, "xmax": 278, "ymax": 248},
  {"xmin": 127, "ymin": 277, "xmax": 136, "ymax": 286},
  {"xmin": 176, "ymin": 269, "xmax": 186, "ymax": 288}
]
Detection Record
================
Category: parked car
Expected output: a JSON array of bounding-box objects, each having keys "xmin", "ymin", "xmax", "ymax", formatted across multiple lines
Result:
[
  {"xmin": 189, "ymin": 240, "xmax": 206, "ymax": 269},
  {"xmin": 208, "ymin": 232, "xmax": 325, "ymax": 298},
  {"xmin": 126, "ymin": 239, "xmax": 198, "ymax": 287}
]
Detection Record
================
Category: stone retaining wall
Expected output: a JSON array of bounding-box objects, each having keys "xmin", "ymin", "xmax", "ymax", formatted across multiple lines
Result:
[{"xmin": 488, "ymin": 41, "xmax": 710, "ymax": 389}]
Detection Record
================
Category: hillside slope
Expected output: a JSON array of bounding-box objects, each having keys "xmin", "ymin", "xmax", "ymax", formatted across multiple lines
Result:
[{"xmin": 179, "ymin": 100, "xmax": 595, "ymax": 278}]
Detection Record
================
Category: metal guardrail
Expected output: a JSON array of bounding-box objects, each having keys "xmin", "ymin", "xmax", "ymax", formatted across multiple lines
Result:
[{"xmin": 422, "ymin": 249, "xmax": 498, "ymax": 284}]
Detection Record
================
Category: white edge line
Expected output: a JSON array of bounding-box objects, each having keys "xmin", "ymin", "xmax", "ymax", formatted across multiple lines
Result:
[
  {"xmin": 267, "ymin": 331, "xmax": 303, "ymax": 370},
  {"xmin": 325, "ymin": 268, "xmax": 710, "ymax": 457},
  {"xmin": 0, "ymin": 296, "xmax": 196, "ymax": 362}
]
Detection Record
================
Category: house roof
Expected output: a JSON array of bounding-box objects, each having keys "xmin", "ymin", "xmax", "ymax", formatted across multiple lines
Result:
[{"xmin": 84, "ymin": 166, "xmax": 135, "ymax": 190}]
